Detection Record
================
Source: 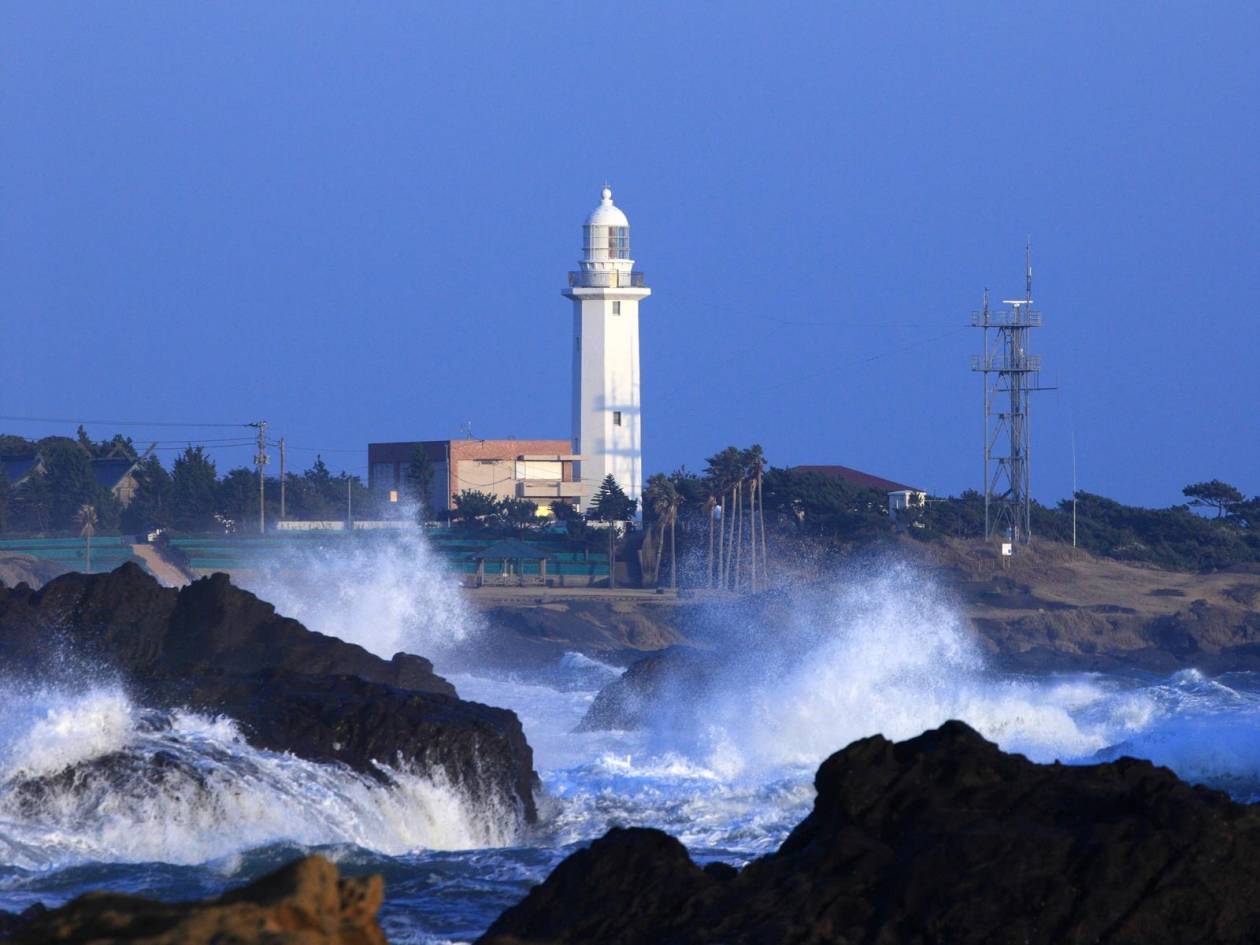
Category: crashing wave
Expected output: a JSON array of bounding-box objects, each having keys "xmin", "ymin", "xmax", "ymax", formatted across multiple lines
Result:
[{"xmin": 0, "ymin": 684, "xmax": 517, "ymax": 870}]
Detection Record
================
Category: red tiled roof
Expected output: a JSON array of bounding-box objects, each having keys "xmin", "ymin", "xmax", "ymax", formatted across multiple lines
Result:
[{"xmin": 788, "ymin": 465, "xmax": 923, "ymax": 494}]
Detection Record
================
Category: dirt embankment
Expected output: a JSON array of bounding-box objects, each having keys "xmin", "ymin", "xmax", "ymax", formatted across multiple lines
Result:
[
  {"xmin": 474, "ymin": 539, "xmax": 1260, "ymax": 674},
  {"xmin": 0, "ymin": 553, "xmax": 67, "ymax": 588},
  {"xmin": 915, "ymin": 538, "xmax": 1260, "ymax": 671},
  {"xmin": 465, "ymin": 594, "xmax": 694, "ymax": 670}
]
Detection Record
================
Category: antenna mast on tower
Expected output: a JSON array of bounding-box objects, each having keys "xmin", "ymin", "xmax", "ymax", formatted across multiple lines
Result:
[{"xmin": 970, "ymin": 243, "xmax": 1052, "ymax": 545}]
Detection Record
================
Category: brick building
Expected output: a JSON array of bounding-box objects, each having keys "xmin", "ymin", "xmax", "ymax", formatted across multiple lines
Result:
[{"xmin": 368, "ymin": 439, "xmax": 582, "ymax": 516}]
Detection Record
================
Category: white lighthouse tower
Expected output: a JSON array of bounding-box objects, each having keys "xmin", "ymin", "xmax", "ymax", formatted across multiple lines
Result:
[{"xmin": 563, "ymin": 186, "xmax": 650, "ymax": 514}]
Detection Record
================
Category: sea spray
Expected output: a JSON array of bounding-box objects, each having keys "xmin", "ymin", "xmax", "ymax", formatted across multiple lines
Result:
[
  {"xmin": 0, "ymin": 683, "xmax": 517, "ymax": 870},
  {"xmin": 238, "ymin": 523, "xmax": 481, "ymax": 662},
  {"xmin": 620, "ymin": 563, "xmax": 1161, "ymax": 774}
]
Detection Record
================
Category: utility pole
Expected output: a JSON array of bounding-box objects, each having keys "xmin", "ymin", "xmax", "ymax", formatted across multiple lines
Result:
[
  {"xmin": 279, "ymin": 437, "xmax": 287, "ymax": 520},
  {"xmin": 346, "ymin": 477, "xmax": 353, "ymax": 529},
  {"xmin": 250, "ymin": 421, "xmax": 268, "ymax": 534},
  {"xmin": 970, "ymin": 243, "xmax": 1053, "ymax": 546},
  {"xmin": 1071, "ymin": 427, "xmax": 1078, "ymax": 549}
]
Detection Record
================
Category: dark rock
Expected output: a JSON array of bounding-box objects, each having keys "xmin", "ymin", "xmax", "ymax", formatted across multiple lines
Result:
[
  {"xmin": 481, "ymin": 721, "xmax": 1260, "ymax": 944},
  {"xmin": 0, "ymin": 563, "xmax": 455, "ymax": 697},
  {"xmin": 575, "ymin": 646, "xmax": 710, "ymax": 731},
  {"xmin": 4, "ymin": 855, "xmax": 385, "ymax": 944},
  {"xmin": 0, "ymin": 564, "xmax": 537, "ymax": 822}
]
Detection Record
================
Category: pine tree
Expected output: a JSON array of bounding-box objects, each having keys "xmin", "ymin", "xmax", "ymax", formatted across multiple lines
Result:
[
  {"xmin": 172, "ymin": 446, "xmax": 219, "ymax": 532},
  {"xmin": 587, "ymin": 475, "xmax": 636, "ymax": 588}
]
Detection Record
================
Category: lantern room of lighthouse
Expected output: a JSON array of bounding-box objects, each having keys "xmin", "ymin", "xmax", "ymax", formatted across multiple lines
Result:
[{"xmin": 563, "ymin": 186, "xmax": 650, "ymax": 515}]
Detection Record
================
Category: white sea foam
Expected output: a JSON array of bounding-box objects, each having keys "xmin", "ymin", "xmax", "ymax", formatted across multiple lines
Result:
[
  {"xmin": 616, "ymin": 566, "xmax": 1183, "ymax": 775},
  {"xmin": 240, "ymin": 522, "xmax": 481, "ymax": 661},
  {"xmin": 0, "ymin": 684, "xmax": 517, "ymax": 870},
  {"xmin": 0, "ymin": 687, "xmax": 136, "ymax": 780}
]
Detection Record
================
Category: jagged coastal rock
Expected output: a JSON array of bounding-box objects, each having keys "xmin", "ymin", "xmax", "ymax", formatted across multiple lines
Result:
[
  {"xmin": 481, "ymin": 721, "xmax": 1260, "ymax": 944},
  {"xmin": 574, "ymin": 645, "xmax": 709, "ymax": 731},
  {"xmin": 0, "ymin": 564, "xmax": 537, "ymax": 821},
  {"xmin": 1, "ymin": 855, "xmax": 385, "ymax": 944}
]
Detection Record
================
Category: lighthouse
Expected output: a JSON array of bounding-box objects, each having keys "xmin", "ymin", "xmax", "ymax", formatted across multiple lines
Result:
[{"xmin": 563, "ymin": 187, "xmax": 650, "ymax": 515}]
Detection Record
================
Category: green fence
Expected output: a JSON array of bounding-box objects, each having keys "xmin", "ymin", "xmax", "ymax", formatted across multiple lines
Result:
[
  {"xmin": 1, "ymin": 532, "xmax": 606, "ymax": 580},
  {"xmin": 166, "ymin": 531, "xmax": 607, "ymax": 577}
]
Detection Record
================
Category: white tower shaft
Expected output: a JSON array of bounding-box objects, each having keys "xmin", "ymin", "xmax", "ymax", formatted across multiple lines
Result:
[{"xmin": 563, "ymin": 187, "xmax": 650, "ymax": 514}]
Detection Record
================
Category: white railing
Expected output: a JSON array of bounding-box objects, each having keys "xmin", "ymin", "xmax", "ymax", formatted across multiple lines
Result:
[{"xmin": 567, "ymin": 270, "xmax": 646, "ymax": 289}]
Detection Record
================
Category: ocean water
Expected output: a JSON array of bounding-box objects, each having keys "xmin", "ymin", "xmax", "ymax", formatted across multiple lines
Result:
[{"xmin": 3, "ymin": 551, "xmax": 1260, "ymax": 944}]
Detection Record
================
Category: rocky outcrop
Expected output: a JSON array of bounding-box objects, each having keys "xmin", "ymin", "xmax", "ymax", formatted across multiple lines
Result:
[
  {"xmin": 481, "ymin": 721, "xmax": 1260, "ymax": 944},
  {"xmin": 2, "ymin": 855, "xmax": 386, "ymax": 944},
  {"xmin": 0, "ymin": 564, "xmax": 537, "ymax": 821},
  {"xmin": 575, "ymin": 645, "xmax": 709, "ymax": 731}
]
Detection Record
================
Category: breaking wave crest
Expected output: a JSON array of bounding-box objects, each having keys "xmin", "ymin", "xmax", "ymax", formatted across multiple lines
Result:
[
  {"xmin": 238, "ymin": 524, "xmax": 481, "ymax": 662},
  {"xmin": 0, "ymin": 683, "xmax": 516, "ymax": 871},
  {"xmin": 627, "ymin": 565, "xmax": 1260, "ymax": 788}
]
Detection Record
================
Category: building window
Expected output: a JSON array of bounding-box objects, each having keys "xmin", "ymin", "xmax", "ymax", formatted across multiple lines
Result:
[
  {"xmin": 611, "ymin": 301, "xmax": 621, "ymax": 315},
  {"xmin": 613, "ymin": 411, "xmax": 622, "ymax": 426},
  {"xmin": 370, "ymin": 463, "xmax": 394, "ymax": 492}
]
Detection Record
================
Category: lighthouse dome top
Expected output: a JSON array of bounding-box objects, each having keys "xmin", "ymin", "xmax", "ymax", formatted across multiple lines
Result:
[{"xmin": 585, "ymin": 186, "xmax": 629, "ymax": 228}]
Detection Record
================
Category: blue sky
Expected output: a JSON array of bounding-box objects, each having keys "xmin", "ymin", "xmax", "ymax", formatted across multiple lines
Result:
[{"xmin": 2, "ymin": 3, "xmax": 1256, "ymax": 506}]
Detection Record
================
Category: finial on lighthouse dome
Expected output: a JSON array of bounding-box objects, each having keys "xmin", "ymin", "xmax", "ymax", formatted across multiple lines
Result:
[{"xmin": 586, "ymin": 184, "xmax": 629, "ymax": 228}]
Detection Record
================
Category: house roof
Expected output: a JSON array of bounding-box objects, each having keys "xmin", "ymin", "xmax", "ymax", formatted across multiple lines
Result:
[
  {"xmin": 0, "ymin": 455, "xmax": 41, "ymax": 485},
  {"xmin": 91, "ymin": 457, "xmax": 140, "ymax": 492},
  {"xmin": 468, "ymin": 539, "xmax": 552, "ymax": 561},
  {"xmin": 788, "ymin": 465, "xmax": 923, "ymax": 494}
]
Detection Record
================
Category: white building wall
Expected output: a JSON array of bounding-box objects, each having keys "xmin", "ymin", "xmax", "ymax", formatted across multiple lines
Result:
[
  {"xmin": 568, "ymin": 288, "xmax": 648, "ymax": 513},
  {"xmin": 564, "ymin": 187, "xmax": 649, "ymax": 516}
]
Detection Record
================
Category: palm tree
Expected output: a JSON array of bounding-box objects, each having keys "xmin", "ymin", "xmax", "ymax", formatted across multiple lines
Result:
[
  {"xmin": 706, "ymin": 446, "xmax": 752, "ymax": 592},
  {"xmin": 77, "ymin": 503, "xmax": 98, "ymax": 573},
  {"xmin": 668, "ymin": 485, "xmax": 682, "ymax": 591},
  {"xmin": 643, "ymin": 474, "xmax": 671, "ymax": 586},
  {"xmin": 644, "ymin": 474, "xmax": 682, "ymax": 589},
  {"xmin": 587, "ymin": 475, "xmax": 635, "ymax": 589},
  {"xmin": 705, "ymin": 493, "xmax": 717, "ymax": 588},
  {"xmin": 745, "ymin": 445, "xmax": 767, "ymax": 591}
]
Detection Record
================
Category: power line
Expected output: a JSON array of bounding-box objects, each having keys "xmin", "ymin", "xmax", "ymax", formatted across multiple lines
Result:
[
  {"xmin": 269, "ymin": 443, "xmax": 364, "ymax": 453},
  {"xmin": 0, "ymin": 414, "xmax": 251, "ymax": 429}
]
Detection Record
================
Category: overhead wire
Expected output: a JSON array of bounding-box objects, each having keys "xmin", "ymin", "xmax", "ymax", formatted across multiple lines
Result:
[{"xmin": 0, "ymin": 414, "xmax": 252, "ymax": 428}]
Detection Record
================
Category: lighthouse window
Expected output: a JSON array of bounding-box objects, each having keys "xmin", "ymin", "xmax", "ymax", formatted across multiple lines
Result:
[
  {"xmin": 611, "ymin": 301, "xmax": 621, "ymax": 315},
  {"xmin": 613, "ymin": 411, "xmax": 623, "ymax": 426},
  {"xmin": 607, "ymin": 226, "xmax": 630, "ymax": 258}
]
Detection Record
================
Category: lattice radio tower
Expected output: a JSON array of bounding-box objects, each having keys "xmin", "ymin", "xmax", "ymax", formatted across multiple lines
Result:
[{"xmin": 970, "ymin": 244, "xmax": 1052, "ymax": 545}]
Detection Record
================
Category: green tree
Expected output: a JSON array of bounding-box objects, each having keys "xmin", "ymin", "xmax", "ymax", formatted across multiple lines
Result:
[
  {"xmin": 587, "ymin": 474, "xmax": 636, "ymax": 588},
  {"xmin": 1183, "ymin": 480, "xmax": 1244, "ymax": 519},
  {"xmin": 452, "ymin": 489, "xmax": 502, "ymax": 525},
  {"xmin": 704, "ymin": 447, "xmax": 745, "ymax": 589},
  {"xmin": 218, "ymin": 467, "xmax": 259, "ymax": 528},
  {"xmin": 644, "ymin": 473, "xmax": 681, "ymax": 588},
  {"xmin": 302, "ymin": 456, "xmax": 341, "ymax": 519},
  {"xmin": 550, "ymin": 500, "xmax": 582, "ymax": 522},
  {"xmin": 1232, "ymin": 496, "xmax": 1260, "ymax": 530},
  {"xmin": 550, "ymin": 499, "xmax": 586, "ymax": 539},
  {"xmin": 0, "ymin": 435, "xmax": 37, "ymax": 456},
  {"xmin": 172, "ymin": 446, "xmax": 219, "ymax": 532},
  {"xmin": 42, "ymin": 440, "xmax": 98, "ymax": 531},
  {"xmin": 9, "ymin": 471, "xmax": 51, "ymax": 532},
  {"xmin": 501, "ymin": 497, "xmax": 539, "ymax": 529},
  {"xmin": 121, "ymin": 456, "xmax": 174, "ymax": 533}
]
